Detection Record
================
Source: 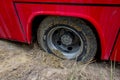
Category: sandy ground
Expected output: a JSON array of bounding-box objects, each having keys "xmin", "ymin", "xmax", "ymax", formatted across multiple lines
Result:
[{"xmin": 0, "ymin": 40, "xmax": 120, "ymax": 80}]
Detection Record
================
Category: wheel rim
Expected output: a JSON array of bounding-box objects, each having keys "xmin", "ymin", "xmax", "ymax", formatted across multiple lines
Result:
[{"xmin": 46, "ymin": 25, "xmax": 84, "ymax": 59}]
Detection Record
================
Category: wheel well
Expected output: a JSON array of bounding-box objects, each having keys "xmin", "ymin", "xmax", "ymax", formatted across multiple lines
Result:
[
  {"xmin": 32, "ymin": 15, "xmax": 47, "ymax": 42},
  {"xmin": 81, "ymin": 19, "xmax": 101, "ymax": 60},
  {"xmin": 31, "ymin": 15, "xmax": 101, "ymax": 60}
]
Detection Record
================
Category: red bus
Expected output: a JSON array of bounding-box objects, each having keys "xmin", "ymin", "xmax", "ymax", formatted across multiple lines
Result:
[{"xmin": 0, "ymin": 0, "xmax": 120, "ymax": 63}]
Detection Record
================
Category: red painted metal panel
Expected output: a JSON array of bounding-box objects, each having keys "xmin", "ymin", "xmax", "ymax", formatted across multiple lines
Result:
[
  {"xmin": 110, "ymin": 31, "xmax": 120, "ymax": 62},
  {"xmin": 13, "ymin": 0, "xmax": 120, "ymax": 4},
  {"xmin": 0, "ymin": 0, "xmax": 26, "ymax": 42}
]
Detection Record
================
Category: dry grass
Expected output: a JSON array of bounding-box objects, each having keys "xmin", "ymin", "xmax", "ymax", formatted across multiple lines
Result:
[{"xmin": 0, "ymin": 40, "xmax": 120, "ymax": 80}]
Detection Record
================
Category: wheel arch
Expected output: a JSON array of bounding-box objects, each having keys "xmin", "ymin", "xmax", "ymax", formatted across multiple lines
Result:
[{"xmin": 28, "ymin": 12, "xmax": 105, "ymax": 59}]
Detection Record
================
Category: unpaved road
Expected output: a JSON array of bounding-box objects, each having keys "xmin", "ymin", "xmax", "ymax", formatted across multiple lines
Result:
[{"xmin": 0, "ymin": 40, "xmax": 120, "ymax": 80}]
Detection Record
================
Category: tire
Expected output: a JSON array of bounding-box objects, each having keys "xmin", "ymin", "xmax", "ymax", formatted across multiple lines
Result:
[{"xmin": 37, "ymin": 16, "xmax": 97, "ymax": 63}]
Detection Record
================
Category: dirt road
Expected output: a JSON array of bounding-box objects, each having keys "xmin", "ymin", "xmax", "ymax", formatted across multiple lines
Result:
[{"xmin": 0, "ymin": 40, "xmax": 120, "ymax": 80}]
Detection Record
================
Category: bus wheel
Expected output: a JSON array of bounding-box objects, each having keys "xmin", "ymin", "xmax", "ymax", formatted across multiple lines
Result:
[{"xmin": 37, "ymin": 16, "xmax": 97, "ymax": 63}]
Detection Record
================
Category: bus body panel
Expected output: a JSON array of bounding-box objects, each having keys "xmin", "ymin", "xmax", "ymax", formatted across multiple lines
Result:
[
  {"xmin": 0, "ymin": 0, "xmax": 120, "ymax": 61},
  {"xmin": 110, "ymin": 32, "xmax": 120, "ymax": 62},
  {"xmin": 14, "ymin": 0, "xmax": 120, "ymax": 4},
  {"xmin": 0, "ymin": 0, "xmax": 26, "ymax": 42}
]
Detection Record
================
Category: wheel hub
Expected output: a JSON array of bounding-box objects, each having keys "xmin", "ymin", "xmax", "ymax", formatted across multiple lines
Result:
[
  {"xmin": 61, "ymin": 34, "xmax": 72, "ymax": 45},
  {"xmin": 46, "ymin": 26, "xmax": 84, "ymax": 59}
]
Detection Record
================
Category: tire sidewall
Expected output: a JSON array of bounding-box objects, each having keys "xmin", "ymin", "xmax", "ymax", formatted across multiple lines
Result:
[{"xmin": 37, "ymin": 16, "xmax": 97, "ymax": 63}]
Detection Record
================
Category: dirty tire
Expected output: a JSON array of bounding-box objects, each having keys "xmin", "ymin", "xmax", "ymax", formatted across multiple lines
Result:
[{"xmin": 37, "ymin": 16, "xmax": 97, "ymax": 63}]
